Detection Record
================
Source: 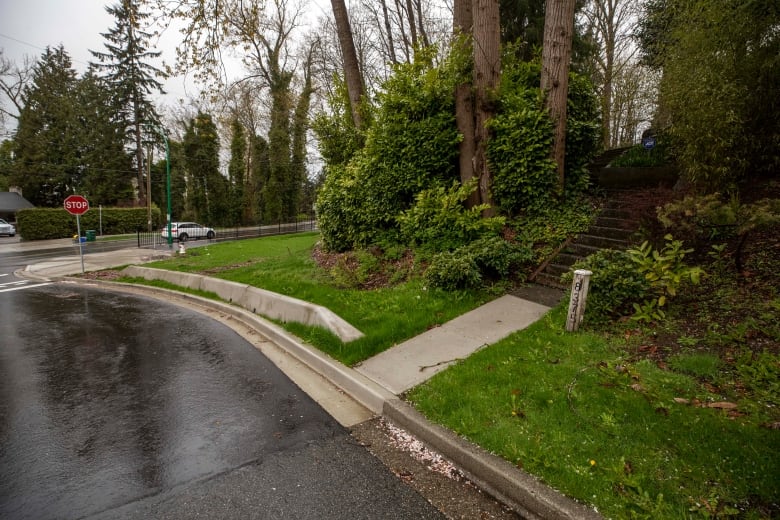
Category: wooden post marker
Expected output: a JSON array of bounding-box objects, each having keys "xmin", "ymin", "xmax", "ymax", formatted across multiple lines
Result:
[{"xmin": 566, "ymin": 269, "xmax": 592, "ymax": 332}]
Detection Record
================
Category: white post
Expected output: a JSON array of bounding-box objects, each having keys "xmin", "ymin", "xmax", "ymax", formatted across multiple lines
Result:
[{"xmin": 566, "ymin": 269, "xmax": 592, "ymax": 332}]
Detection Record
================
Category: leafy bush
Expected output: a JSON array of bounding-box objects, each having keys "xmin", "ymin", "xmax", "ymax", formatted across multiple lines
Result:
[
  {"xmin": 610, "ymin": 142, "xmax": 670, "ymax": 168},
  {"xmin": 488, "ymin": 60, "xmax": 600, "ymax": 215},
  {"xmin": 626, "ymin": 235, "xmax": 704, "ymax": 322},
  {"xmin": 462, "ymin": 236, "xmax": 534, "ymax": 279},
  {"xmin": 424, "ymin": 236, "xmax": 533, "ymax": 290},
  {"xmin": 316, "ymin": 48, "xmax": 463, "ymax": 252},
  {"xmin": 514, "ymin": 196, "xmax": 596, "ymax": 263},
  {"xmin": 487, "ymin": 93, "xmax": 558, "ymax": 214},
  {"xmin": 398, "ymin": 179, "xmax": 505, "ymax": 252},
  {"xmin": 424, "ymin": 250, "xmax": 481, "ymax": 291},
  {"xmin": 564, "ymin": 249, "xmax": 650, "ymax": 324},
  {"xmin": 310, "ymin": 77, "xmax": 366, "ymax": 169}
]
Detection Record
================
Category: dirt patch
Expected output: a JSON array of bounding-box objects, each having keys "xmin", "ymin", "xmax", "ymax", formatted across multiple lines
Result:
[
  {"xmin": 199, "ymin": 259, "xmax": 261, "ymax": 275},
  {"xmin": 311, "ymin": 243, "xmax": 418, "ymax": 290},
  {"xmin": 78, "ymin": 269, "xmax": 124, "ymax": 281}
]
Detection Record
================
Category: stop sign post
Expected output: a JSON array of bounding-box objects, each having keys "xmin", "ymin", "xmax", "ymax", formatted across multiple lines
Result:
[{"xmin": 64, "ymin": 195, "xmax": 89, "ymax": 273}]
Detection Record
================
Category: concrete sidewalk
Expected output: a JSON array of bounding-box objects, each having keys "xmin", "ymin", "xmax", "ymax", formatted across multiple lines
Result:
[{"xmin": 13, "ymin": 244, "xmax": 598, "ymax": 519}]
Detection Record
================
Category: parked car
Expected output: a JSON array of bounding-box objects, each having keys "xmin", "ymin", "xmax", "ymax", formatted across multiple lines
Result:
[
  {"xmin": 161, "ymin": 222, "xmax": 215, "ymax": 242},
  {"xmin": 0, "ymin": 218, "xmax": 16, "ymax": 237}
]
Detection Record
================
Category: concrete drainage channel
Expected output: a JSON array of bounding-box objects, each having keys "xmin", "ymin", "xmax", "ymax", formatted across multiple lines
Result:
[{"xmin": 79, "ymin": 267, "xmax": 601, "ymax": 520}]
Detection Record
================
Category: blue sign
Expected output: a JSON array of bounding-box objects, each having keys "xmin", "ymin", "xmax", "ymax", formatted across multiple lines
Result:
[{"xmin": 642, "ymin": 136, "xmax": 657, "ymax": 150}]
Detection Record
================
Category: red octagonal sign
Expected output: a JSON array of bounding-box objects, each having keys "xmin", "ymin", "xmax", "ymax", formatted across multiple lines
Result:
[{"xmin": 64, "ymin": 194, "xmax": 89, "ymax": 216}]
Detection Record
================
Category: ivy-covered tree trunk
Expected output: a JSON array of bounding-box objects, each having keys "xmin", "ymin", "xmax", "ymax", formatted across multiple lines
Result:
[
  {"xmin": 472, "ymin": 0, "xmax": 500, "ymax": 215},
  {"xmin": 263, "ymin": 65, "xmax": 293, "ymax": 224},
  {"xmin": 453, "ymin": 0, "xmax": 479, "ymax": 208},
  {"xmin": 541, "ymin": 0, "xmax": 576, "ymax": 193},
  {"xmin": 291, "ymin": 52, "xmax": 314, "ymax": 218},
  {"xmin": 250, "ymin": 134, "xmax": 270, "ymax": 224}
]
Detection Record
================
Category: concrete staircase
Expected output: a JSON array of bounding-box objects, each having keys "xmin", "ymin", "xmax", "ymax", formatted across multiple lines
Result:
[{"xmin": 531, "ymin": 193, "xmax": 642, "ymax": 289}]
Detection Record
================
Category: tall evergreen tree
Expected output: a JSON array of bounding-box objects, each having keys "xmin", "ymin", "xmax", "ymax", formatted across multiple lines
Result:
[
  {"xmin": 76, "ymin": 69, "xmax": 135, "ymax": 205},
  {"xmin": 227, "ymin": 118, "xmax": 247, "ymax": 225},
  {"xmin": 90, "ymin": 0, "xmax": 166, "ymax": 206},
  {"xmin": 11, "ymin": 46, "xmax": 80, "ymax": 206},
  {"xmin": 183, "ymin": 113, "xmax": 229, "ymax": 226}
]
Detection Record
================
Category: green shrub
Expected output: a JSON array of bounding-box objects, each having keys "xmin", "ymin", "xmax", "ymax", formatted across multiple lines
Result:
[
  {"xmin": 424, "ymin": 250, "xmax": 481, "ymax": 290},
  {"xmin": 626, "ymin": 235, "xmax": 704, "ymax": 321},
  {"xmin": 488, "ymin": 60, "xmax": 600, "ymax": 215},
  {"xmin": 398, "ymin": 179, "xmax": 505, "ymax": 252},
  {"xmin": 315, "ymin": 47, "xmax": 463, "ymax": 252},
  {"xmin": 514, "ymin": 196, "xmax": 596, "ymax": 263},
  {"xmin": 424, "ymin": 236, "xmax": 533, "ymax": 290},
  {"xmin": 564, "ymin": 249, "xmax": 650, "ymax": 324},
  {"xmin": 461, "ymin": 236, "xmax": 534, "ymax": 279},
  {"xmin": 610, "ymin": 142, "xmax": 670, "ymax": 168}
]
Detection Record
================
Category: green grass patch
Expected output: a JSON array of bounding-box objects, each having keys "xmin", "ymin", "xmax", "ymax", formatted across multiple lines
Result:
[
  {"xmin": 408, "ymin": 305, "xmax": 780, "ymax": 519},
  {"xmin": 138, "ymin": 232, "xmax": 491, "ymax": 365},
  {"xmin": 667, "ymin": 352, "xmax": 722, "ymax": 379}
]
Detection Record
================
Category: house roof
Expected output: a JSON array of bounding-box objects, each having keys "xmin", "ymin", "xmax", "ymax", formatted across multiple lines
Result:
[{"xmin": 0, "ymin": 192, "xmax": 35, "ymax": 212}]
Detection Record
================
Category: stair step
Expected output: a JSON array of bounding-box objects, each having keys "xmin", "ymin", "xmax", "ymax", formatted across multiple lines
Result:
[
  {"xmin": 564, "ymin": 243, "xmax": 602, "ymax": 257},
  {"xmin": 576, "ymin": 234, "xmax": 630, "ymax": 249},
  {"xmin": 597, "ymin": 208, "xmax": 637, "ymax": 220},
  {"xmin": 586, "ymin": 225, "xmax": 635, "ymax": 241},
  {"xmin": 534, "ymin": 272, "xmax": 568, "ymax": 290},
  {"xmin": 545, "ymin": 263, "xmax": 573, "ymax": 277},
  {"xmin": 594, "ymin": 216, "xmax": 639, "ymax": 229},
  {"xmin": 556, "ymin": 252, "xmax": 585, "ymax": 267}
]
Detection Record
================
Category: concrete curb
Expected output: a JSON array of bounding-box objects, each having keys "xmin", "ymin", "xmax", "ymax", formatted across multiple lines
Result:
[
  {"xmin": 384, "ymin": 400, "xmax": 601, "ymax": 520},
  {"xmin": 55, "ymin": 277, "xmax": 602, "ymax": 520},
  {"xmin": 122, "ymin": 265, "xmax": 364, "ymax": 343}
]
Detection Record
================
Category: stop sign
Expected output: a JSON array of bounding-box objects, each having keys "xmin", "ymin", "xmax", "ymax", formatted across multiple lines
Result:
[{"xmin": 64, "ymin": 194, "xmax": 89, "ymax": 216}]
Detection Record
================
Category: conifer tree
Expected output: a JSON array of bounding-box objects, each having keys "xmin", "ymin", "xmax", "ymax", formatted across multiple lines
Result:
[
  {"xmin": 76, "ymin": 69, "xmax": 135, "ymax": 205},
  {"xmin": 228, "ymin": 118, "xmax": 247, "ymax": 225},
  {"xmin": 183, "ymin": 113, "xmax": 229, "ymax": 226},
  {"xmin": 90, "ymin": 0, "xmax": 166, "ymax": 206},
  {"xmin": 11, "ymin": 46, "xmax": 80, "ymax": 206}
]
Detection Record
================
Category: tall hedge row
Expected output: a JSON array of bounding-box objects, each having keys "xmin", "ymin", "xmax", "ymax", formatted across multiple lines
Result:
[{"xmin": 15, "ymin": 207, "xmax": 161, "ymax": 240}]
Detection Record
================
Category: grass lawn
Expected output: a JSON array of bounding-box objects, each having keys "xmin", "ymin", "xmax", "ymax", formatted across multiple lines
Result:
[
  {"xmin": 139, "ymin": 232, "xmax": 492, "ymax": 365},
  {"xmin": 408, "ymin": 305, "xmax": 780, "ymax": 519}
]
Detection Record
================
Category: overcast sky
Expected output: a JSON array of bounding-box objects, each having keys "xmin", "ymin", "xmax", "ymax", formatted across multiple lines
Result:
[{"xmin": 0, "ymin": 0, "xmax": 331, "ymax": 106}]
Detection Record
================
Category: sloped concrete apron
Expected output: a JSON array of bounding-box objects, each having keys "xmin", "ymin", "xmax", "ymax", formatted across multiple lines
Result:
[{"xmin": 122, "ymin": 265, "xmax": 363, "ymax": 343}]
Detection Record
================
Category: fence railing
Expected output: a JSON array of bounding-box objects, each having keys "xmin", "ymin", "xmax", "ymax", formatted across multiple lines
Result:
[{"xmin": 136, "ymin": 217, "xmax": 318, "ymax": 250}]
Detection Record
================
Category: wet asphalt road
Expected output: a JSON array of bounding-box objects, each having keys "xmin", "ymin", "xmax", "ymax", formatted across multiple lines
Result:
[{"xmin": 0, "ymin": 283, "xmax": 444, "ymax": 520}]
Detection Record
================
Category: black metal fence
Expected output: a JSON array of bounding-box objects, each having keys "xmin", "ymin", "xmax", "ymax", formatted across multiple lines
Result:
[{"xmin": 136, "ymin": 217, "xmax": 318, "ymax": 249}]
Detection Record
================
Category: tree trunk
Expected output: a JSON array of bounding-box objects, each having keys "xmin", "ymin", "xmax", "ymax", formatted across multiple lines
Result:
[
  {"xmin": 541, "ymin": 0, "xmax": 576, "ymax": 193},
  {"xmin": 134, "ymin": 100, "xmax": 146, "ymax": 205},
  {"xmin": 415, "ymin": 0, "xmax": 430, "ymax": 47},
  {"xmin": 330, "ymin": 0, "xmax": 365, "ymax": 130},
  {"xmin": 472, "ymin": 0, "xmax": 500, "ymax": 215},
  {"xmin": 453, "ymin": 0, "xmax": 479, "ymax": 208},
  {"xmin": 405, "ymin": 0, "xmax": 419, "ymax": 49},
  {"xmin": 380, "ymin": 0, "xmax": 398, "ymax": 63}
]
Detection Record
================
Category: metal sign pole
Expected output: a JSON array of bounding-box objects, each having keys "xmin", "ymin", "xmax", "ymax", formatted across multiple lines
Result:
[{"xmin": 76, "ymin": 214, "xmax": 85, "ymax": 274}]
